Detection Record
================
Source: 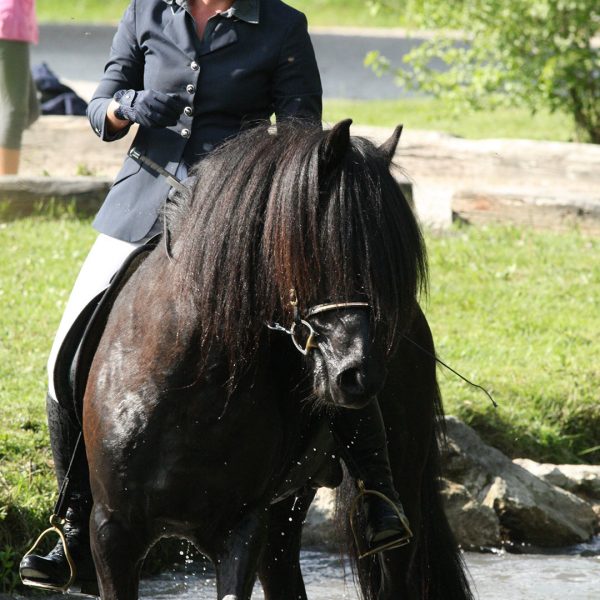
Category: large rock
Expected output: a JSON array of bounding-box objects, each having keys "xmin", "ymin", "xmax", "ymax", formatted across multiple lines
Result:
[
  {"xmin": 439, "ymin": 478, "xmax": 501, "ymax": 549},
  {"xmin": 442, "ymin": 417, "xmax": 597, "ymax": 547},
  {"xmin": 514, "ymin": 459, "xmax": 600, "ymax": 500},
  {"xmin": 303, "ymin": 488, "xmax": 338, "ymax": 550}
]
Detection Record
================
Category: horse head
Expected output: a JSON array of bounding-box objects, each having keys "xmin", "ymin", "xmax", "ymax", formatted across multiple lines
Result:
[
  {"xmin": 264, "ymin": 120, "xmax": 424, "ymax": 410},
  {"xmin": 293, "ymin": 302, "xmax": 385, "ymax": 409},
  {"xmin": 167, "ymin": 119, "xmax": 426, "ymax": 407}
]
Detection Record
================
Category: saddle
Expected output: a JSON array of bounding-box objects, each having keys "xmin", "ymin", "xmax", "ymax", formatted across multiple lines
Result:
[{"xmin": 53, "ymin": 236, "xmax": 160, "ymax": 423}]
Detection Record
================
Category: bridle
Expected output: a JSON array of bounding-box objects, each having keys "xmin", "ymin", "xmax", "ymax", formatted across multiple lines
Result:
[
  {"xmin": 266, "ymin": 291, "xmax": 498, "ymax": 406},
  {"xmin": 267, "ymin": 289, "xmax": 370, "ymax": 355}
]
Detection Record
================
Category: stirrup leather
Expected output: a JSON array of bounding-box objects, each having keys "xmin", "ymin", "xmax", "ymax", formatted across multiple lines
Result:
[
  {"xmin": 20, "ymin": 513, "xmax": 77, "ymax": 592},
  {"xmin": 350, "ymin": 480, "xmax": 413, "ymax": 559}
]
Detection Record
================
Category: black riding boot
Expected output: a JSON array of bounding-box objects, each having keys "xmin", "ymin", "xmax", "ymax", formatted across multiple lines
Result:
[
  {"xmin": 19, "ymin": 395, "xmax": 98, "ymax": 595},
  {"xmin": 331, "ymin": 400, "xmax": 412, "ymax": 556}
]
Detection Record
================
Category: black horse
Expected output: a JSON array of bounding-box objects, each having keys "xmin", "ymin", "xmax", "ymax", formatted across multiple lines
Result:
[{"xmin": 82, "ymin": 120, "xmax": 472, "ymax": 599}]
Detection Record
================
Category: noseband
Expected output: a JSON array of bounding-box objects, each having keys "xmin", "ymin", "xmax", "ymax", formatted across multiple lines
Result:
[{"xmin": 267, "ymin": 289, "xmax": 370, "ymax": 356}]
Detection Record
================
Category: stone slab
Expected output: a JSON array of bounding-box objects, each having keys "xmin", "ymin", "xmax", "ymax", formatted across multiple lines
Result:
[{"xmin": 8, "ymin": 117, "xmax": 600, "ymax": 232}]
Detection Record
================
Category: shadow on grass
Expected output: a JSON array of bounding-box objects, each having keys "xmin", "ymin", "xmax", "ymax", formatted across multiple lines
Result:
[{"xmin": 457, "ymin": 406, "xmax": 600, "ymax": 465}]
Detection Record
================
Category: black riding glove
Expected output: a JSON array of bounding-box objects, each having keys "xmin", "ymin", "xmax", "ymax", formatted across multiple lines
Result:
[{"xmin": 114, "ymin": 89, "xmax": 182, "ymax": 128}]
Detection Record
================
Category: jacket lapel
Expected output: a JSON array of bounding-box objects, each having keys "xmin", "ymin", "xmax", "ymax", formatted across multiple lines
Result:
[
  {"xmin": 199, "ymin": 20, "xmax": 238, "ymax": 56},
  {"xmin": 162, "ymin": 5, "xmax": 197, "ymax": 61}
]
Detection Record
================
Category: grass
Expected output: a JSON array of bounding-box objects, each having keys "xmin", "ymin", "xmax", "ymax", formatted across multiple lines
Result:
[
  {"xmin": 37, "ymin": 0, "xmax": 407, "ymax": 27},
  {"xmin": 425, "ymin": 225, "xmax": 600, "ymax": 463},
  {"xmin": 1, "ymin": 212, "xmax": 598, "ymax": 587},
  {"xmin": 323, "ymin": 98, "xmax": 580, "ymax": 141},
  {"xmin": 0, "ymin": 212, "xmax": 95, "ymax": 591}
]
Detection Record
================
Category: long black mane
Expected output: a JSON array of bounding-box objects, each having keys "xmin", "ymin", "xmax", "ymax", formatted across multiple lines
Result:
[{"xmin": 166, "ymin": 121, "xmax": 427, "ymax": 373}]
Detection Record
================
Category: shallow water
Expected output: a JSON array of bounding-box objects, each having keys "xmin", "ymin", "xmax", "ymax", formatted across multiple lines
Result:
[
  {"xmin": 137, "ymin": 538, "xmax": 600, "ymax": 600},
  {"xmin": 8, "ymin": 539, "xmax": 600, "ymax": 600}
]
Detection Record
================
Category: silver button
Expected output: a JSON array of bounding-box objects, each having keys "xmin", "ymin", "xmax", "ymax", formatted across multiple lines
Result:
[
  {"xmin": 184, "ymin": 106, "xmax": 193, "ymax": 117},
  {"xmin": 190, "ymin": 61, "xmax": 200, "ymax": 71},
  {"xmin": 186, "ymin": 84, "xmax": 195, "ymax": 94},
  {"xmin": 181, "ymin": 128, "xmax": 191, "ymax": 138}
]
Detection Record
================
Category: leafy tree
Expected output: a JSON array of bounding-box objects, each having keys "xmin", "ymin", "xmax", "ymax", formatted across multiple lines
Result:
[{"xmin": 366, "ymin": 1, "xmax": 600, "ymax": 142}]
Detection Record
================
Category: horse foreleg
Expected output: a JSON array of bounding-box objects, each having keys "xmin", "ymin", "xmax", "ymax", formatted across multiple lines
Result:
[
  {"xmin": 213, "ymin": 508, "xmax": 268, "ymax": 600},
  {"xmin": 257, "ymin": 489, "xmax": 315, "ymax": 600},
  {"xmin": 89, "ymin": 502, "xmax": 148, "ymax": 600}
]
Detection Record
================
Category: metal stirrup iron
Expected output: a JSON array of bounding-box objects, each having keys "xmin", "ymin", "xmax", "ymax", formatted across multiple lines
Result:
[
  {"xmin": 349, "ymin": 479, "xmax": 413, "ymax": 559},
  {"xmin": 21, "ymin": 515, "xmax": 77, "ymax": 592},
  {"xmin": 20, "ymin": 433, "xmax": 83, "ymax": 591}
]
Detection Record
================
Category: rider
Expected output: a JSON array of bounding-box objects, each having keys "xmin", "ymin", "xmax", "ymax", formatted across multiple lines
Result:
[{"xmin": 19, "ymin": 0, "xmax": 408, "ymax": 592}]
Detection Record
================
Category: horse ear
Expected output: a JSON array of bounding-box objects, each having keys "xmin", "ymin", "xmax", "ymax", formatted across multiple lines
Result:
[
  {"xmin": 379, "ymin": 124, "xmax": 403, "ymax": 166},
  {"xmin": 320, "ymin": 119, "xmax": 352, "ymax": 175}
]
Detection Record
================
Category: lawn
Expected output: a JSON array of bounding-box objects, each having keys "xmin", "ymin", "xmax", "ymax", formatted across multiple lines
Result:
[
  {"xmin": 323, "ymin": 98, "xmax": 578, "ymax": 141},
  {"xmin": 1, "ymin": 213, "xmax": 598, "ymax": 587}
]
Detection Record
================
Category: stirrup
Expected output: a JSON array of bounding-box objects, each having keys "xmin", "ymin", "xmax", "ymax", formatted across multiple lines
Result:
[
  {"xmin": 20, "ymin": 513, "xmax": 77, "ymax": 592},
  {"xmin": 349, "ymin": 480, "xmax": 413, "ymax": 559}
]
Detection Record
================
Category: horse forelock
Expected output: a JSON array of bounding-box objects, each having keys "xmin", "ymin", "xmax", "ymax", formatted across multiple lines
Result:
[{"xmin": 166, "ymin": 121, "xmax": 427, "ymax": 377}]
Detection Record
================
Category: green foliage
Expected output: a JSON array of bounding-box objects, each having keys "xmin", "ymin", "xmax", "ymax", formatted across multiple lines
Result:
[
  {"xmin": 0, "ymin": 546, "xmax": 21, "ymax": 593},
  {"xmin": 368, "ymin": 0, "xmax": 600, "ymax": 142}
]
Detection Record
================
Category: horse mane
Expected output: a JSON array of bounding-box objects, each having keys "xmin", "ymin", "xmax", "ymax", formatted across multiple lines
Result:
[{"xmin": 165, "ymin": 120, "xmax": 427, "ymax": 377}]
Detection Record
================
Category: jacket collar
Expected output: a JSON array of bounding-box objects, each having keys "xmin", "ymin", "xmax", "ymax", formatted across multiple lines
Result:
[{"xmin": 166, "ymin": 0, "xmax": 260, "ymax": 24}]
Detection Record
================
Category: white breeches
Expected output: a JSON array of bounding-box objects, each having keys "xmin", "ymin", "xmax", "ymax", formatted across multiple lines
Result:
[{"xmin": 47, "ymin": 233, "xmax": 148, "ymax": 401}]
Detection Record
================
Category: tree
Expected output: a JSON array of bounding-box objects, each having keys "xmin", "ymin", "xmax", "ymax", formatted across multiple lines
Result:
[{"xmin": 366, "ymin": 1, "xmax": 600, "ymax": 142}]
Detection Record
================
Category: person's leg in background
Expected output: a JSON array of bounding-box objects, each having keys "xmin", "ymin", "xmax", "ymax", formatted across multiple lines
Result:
[{"xmin": 0, "ymin": 38, "xmax": 37, "ymax": 174}]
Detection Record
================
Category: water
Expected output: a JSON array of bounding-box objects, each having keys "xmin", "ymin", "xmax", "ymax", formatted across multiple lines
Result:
[
  {"xmin": 7, "ymin": 541, "xmax": 599, "ymax": 600},
  {"xmin": 136, "ymin": 542, "xmax": 600, "ymax": 600}
]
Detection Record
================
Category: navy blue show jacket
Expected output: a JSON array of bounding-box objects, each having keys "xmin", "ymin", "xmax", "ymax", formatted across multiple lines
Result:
[{"xmin": 87, "ymin": 0, "xmax": 322, "ymax": 242}]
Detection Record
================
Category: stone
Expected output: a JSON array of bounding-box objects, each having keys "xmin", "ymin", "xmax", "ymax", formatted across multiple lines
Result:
[
  {"xmin": 439, "ymin": 478, "xmax": 501, "ymax": 549},
  {"xmin": 514, "ymin": 459, "xmax": 600, "ymax": 500},
  {"xmin": 17, "ymin": 119, "xmax": 600, "ymax": 233},
  {"xmin": 442, "ymin": 417, "xmax": 597, "ymax": 547},
  {"xmin": 303, "ymin": 487, "xmax": 338, "ymax": 550},
  {"xmin": 0, "ymin": 176, "xmax": 110, "ymax": 218}
]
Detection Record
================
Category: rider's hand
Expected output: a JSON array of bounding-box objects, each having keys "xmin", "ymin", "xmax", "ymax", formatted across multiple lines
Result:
[{"xmin": 113, "ymin": 89, "xmax": 182, "ymax": 128}]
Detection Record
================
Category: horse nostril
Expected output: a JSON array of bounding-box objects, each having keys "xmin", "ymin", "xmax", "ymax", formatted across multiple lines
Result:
[{"xmin": 336, "ymin": 367, "xmax": 366, "ymax": 396}]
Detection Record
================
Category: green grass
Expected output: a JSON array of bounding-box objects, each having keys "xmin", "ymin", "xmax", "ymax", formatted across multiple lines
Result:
[
  {"xmin": 1, "ymin": 213, "xmax": 599, "ymax": 587},
  {"xmin": 426, "ymin": 225, "xmax": 600, "ymax": 464},
  {"xmin": 37, "ymin": 0, "xmax": 406, "ymax": 26},
  {"xmin": 324, "ymin": 98, "xmax": 579, "ymax": 141},
  {"xmin": 0, "ymin": 211, "xmax": 96, "ymax": 591}
]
